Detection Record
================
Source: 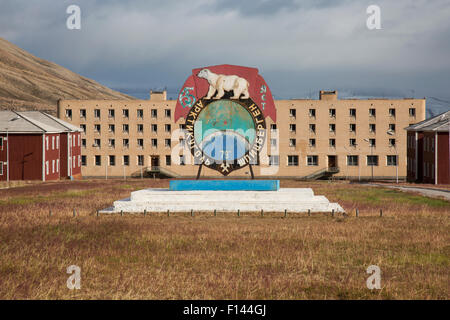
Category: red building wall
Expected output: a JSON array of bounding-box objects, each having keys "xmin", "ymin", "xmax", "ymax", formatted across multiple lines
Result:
[
  {"xmin": 70, "ymin": 132, "xmax": 82, "ymax": 177},
  {"xmin": 60, "ymin": 133, "xmax": 68, "ymax": 178},
  {"xmin": 43, "ymin": 133, "xmax": 61, "ymax": 181},
  {"xmin": 437, "ymin": 132, "xmax": 449, "ymax": 184},
  {"xmin": 407, "ymin": 131, "xmax": 416, "ymax": 181},
  {"xmin": 422, "ymin": 132, "xmax": 436, "ymax": 184},
  {"xmin": 0, "ymin": 134, "xmax": 43, "ymax": 181}
]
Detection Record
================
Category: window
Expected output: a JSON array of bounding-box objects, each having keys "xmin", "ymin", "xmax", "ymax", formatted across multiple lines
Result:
[
  {"xmin": 151, "ymin": 109, "xmax": 157, "ymax": 118},
  {"xmin": 289, "ymin": 109, "xmax": 296, "ymax": 117},
  {"xmin": 309, "ymin": 124, "xmax": 316, "ymax": 134},
  {"xmin": 123, "ymin": 155, "xmax": 129, "ymax": 166},
  {"xmin": 349, "ymin": 124, "xmax": 356, "ymax": 132},
  {"xmin": 123, "ymin": 139, "xmax": 129, "ymax": 148},
  {"xmin": 166, "ymin": 155, "xmax": 171, "ymax": 166},
  {"xmin": 165, "ymin": 139, "xmax": 171, "ymax": 147},
  {"xmin": 52, "ymin": 136, "xmax": 55, "ymax": 150},
  {"xmin": 270, "ymin": 138, "xmax": 277, "ymax": 147},
  {"xmin": 109, "ymin": 139, "xmax": 115, "ymax": 148},
  {"xmin": 309, "ymin": 109, "xmax": 316, "ymax": 118},
  {"xmin": 270, "ymin": 124, "xmax": 277, "ymax": 130},
  {"xmin": 137, "ymin": 124, "xmax": 144, "ymax": 133},
  {"xmin": 94, "ymin": 139, "xmax": 101, "ymax": 147},
  {"xmin": 269, "ymin": 155, "xmax": 279, "ymax": 166},
  {"xmin": 347, "ymin": 155, "xmax": 358, "ymax": 166},
  {"xmin": 165, "ymin": 109, "xmax": 171, "ymax": 118},
  {"xmin": 387, "ymin": 155, "xmax": 397, "ymax": 166},
  {"xmin": 46, "ymin": 161, "xmax": 49, "ymax": 175},
  {"xmin": 109, "ymin": 155, "xmax": 115, "ymax": 166},
  {"xmin": 122, "ymin": 124, "xmax": 129, "ymax": 133},
  {"xmin": 0, "ymin": 137, "xmax": 3, "ymax": 150},
  {"xmin": 289, "ymin": 124, "xmax": 296, "ymax": 132},
  {"xmin": 329, "ymin": 124, "xmax": 335, "ymax": 133},
  {"xmin": 81, "ymin": 156, "xmax": 87, "ymax": 166},
  {"xmin": 137, "ymin": 109, "xmax": 144, "ymax": 118},
  {"xmin": 94, "ymin": 109, "xmax": 101, "ymax": 119},
  {"xmin": 137, "ymin": 139, "xmax": 144, "ymax": 148},
  {"xmin": 179, "ymin": 138, "xmax": 186, "ymax": 147},
  {"xmin": 367, "ymin": 155, "xmax": 378, "ymax": 166},
  {"xmin": 82, "ymin": 139, "xmax": 86, "ymax": 148},
  {"xmin": 329, "ymin": 139, "xmax": 336, "ymax": 147},
  {"xmin": 94, "ymin": 124, "xmax": 101, "ymax": 133},
  {"xmin": 329, "ymin": 108, "xmax": 336, "ymax": 118},
  {"xmin": 165, "ymin": 124, "xmax": 171, "ymax": 132},
  {"xmin": 389, "ymin": 124, "xmax": 396, "ymax": 133},
  {"xmin": 123, "ymin": 109, "xmax": 129, "ymax": 118},
  {"xmin": 108, "ymin": 124, "xmax": 115, "ymax": 133},
  {"xmin": 349, "ymin": 138, "xmax": 357, "ymax": 147},
  {"xmin": 52, "ymin": 160, "xmax": 55, "ymax": 173},
  {"xmin": 389, "ymin": 139, "xmax": 396, "ymax": 147},
  {"xmin": 409, "ymin": 108, "xmax": 416, "ymax": 117},
  {"xmin": 287, "ymin": 155, "xmax": 299, "ymax": 166},
  {"xmin": 389, "ymin": 108, "xmax": 396, "ymax": 117},
  {"xmin": 179, "ymin": 124, "xmax": 186, "ymax": 130},
  {"xmin": 369, "ymin": 139, "xmax": 376, "ymax": 147},
  {"xmin": 65, "ymin": 109, "xmax": 72, "ymax": 119},
  {"xmin": 57, "ymin": 136, "xmax": 60, "ymax": 149},
  {"xmin": 151, "ymin": 139, "xmax": 157, "ymax": 147},
  {"xmin": 309, "ymin": 139, "xmax": 316, "ymax": 147},
  {"xmin": 180, "ymin": 155, "xmax": 186, "ymax": 165},
  {"xmin": 369, "ymin": 108, "xmax": 376, "ymax": 117},
  {"xmin": 349, "ymin": 108, "xmax": 356, "ymax": 117},
  {"xmin": 307, "ymin": 155, "xmax": 318, "ymax": 166},
  {"xmin": 80, "ymin": 109, "xmax": 86, "ymax": 118},
  {"xmin": 151, "ymin": 124, "xmax": 157, "ymax": 133},
  {"xmin": 369, "ymin": 124, "xmax": 376, "ymax": 133},
  {"xmin": 108, "ymin": 109, "xmax": 115, "ymax": 118},
  {"xmin": 137, "ymin": 155, "xmax": 144, "ymax": 166},
  {"xmin": 289, "ymin": 139, "xmax": 296, "ymax": 147},
  {"xmin": 95, "ymin": 155, "xmax": 101, "ymax": 166}
]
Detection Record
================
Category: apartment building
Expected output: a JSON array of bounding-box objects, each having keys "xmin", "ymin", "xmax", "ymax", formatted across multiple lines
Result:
[{"xmin": 57, "ymin": 90, "xmax": 425, "ymax": 180}]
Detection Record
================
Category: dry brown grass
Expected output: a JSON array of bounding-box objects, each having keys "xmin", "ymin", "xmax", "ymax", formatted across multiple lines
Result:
[{"xmin": 0, "ymin": 179, "xmax": 448, "ymax": 299}]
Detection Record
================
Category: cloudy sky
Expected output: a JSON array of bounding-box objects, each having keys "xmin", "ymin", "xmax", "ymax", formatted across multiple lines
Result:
[{"xmin": 1, "ymin": 0, "xmax": 449, "ymax": 102}]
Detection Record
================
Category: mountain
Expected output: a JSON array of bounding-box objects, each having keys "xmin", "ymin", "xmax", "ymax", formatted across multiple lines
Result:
[{"xmin": 0, "ymin": 37, "xmax": 134, "ymax": 115}]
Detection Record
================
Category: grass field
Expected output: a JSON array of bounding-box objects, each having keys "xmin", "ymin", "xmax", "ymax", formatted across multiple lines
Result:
[{"xmin": 0, "ymin": 179, "xmax": 448, "ymax": 299}]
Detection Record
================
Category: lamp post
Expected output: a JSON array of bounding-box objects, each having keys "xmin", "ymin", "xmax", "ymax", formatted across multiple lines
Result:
[
  {"xmin": 364, "ymin": 138, "xmax": 374, "ymax": 182},
  {"xmin": 387, "ymin": 130, "xmax": 398, "ymax": 183}
]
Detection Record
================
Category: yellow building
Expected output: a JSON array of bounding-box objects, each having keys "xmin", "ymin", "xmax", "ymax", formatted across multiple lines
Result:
[{"xmin": 57, "ymin": 90, "xmax": 425, "ymax": 180}]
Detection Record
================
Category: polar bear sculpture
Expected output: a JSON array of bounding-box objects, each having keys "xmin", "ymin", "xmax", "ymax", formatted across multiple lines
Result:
[{"xmin": 197, "ymin": 68, "xmax": 250, "ymax": 100}]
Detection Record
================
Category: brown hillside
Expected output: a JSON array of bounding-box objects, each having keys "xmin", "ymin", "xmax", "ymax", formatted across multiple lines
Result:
[{"xmin": 0, "ymin": 37, "xmax": 134, "ymax": 115}]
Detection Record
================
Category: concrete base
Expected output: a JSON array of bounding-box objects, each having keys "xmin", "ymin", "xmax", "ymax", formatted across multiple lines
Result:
[{"xmin": 100, "ymin": 188, "xmax": 344, "ymax": 213}]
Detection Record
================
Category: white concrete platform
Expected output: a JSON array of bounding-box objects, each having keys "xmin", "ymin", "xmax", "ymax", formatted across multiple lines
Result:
[{"xmin": 100, "ymin": 188, "xmax": 345, "ymax": 213}]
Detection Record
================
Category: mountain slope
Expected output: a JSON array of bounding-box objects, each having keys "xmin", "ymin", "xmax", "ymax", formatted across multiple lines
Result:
[{"xmin": 0, "ymin": 37, "xmax": 134, "ymax": 114}]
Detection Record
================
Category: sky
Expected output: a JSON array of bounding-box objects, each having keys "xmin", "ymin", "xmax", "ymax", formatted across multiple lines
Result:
[{"xmin": 1, "ymin": 0, "xmax": 450, "ymax": 105}]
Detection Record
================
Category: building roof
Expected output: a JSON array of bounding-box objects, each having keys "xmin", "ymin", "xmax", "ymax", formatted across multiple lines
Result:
[
  {"xmin": 0, "ymin": 111, "xmax": 81, "ymax": 134},
  {"xmin": 405, "ymin": 110, "xmax": 450, "ymax": 132}
]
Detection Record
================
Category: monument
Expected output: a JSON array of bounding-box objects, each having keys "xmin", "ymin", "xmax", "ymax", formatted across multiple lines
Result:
[{"xmin": 101, "ymin": 64, "xmax": 344, "ymax": 214}]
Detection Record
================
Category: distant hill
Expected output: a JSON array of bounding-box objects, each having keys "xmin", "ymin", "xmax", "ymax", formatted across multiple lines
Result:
[{"xmin": 0, "ymin": 37, "xmax": 134, "ymax": 115}]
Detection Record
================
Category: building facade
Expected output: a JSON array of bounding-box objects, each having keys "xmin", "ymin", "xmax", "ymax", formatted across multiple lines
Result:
[
  {"xmin": 0, "ymin": 111, "xmax": 82, "ymax": 181},
  {"xmin": 57, "ymin": 90, "xmax": 426, "ymax": 180},
  {"xmin": 406, "ymin": 111, "xmax": 449, "ymax": 184}
]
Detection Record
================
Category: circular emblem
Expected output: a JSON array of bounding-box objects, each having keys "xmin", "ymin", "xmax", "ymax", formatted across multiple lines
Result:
[{"xmin": 184, "ymin": 98, "xmax": 266, "ymax": 175}]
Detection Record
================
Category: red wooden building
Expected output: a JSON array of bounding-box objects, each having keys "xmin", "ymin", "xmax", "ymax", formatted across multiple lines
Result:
[
  {"xmin": 0, "ymin": 111, "xmax": 82, "ymax": 181},
  {"xmin": 406, "ymin": 110, "xmax": 450, "ymax": 185}
]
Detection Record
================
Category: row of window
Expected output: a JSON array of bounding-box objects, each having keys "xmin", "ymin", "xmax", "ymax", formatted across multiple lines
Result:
[
  {"xmin": 66, "ymin": 108, "xmax": 172, "ymax": 120},
  {"xmin": 80, "ymin": 123, "xmax": 172, "ymax": 134},
  {"xmin": 84, "ymin": 138, "xmax": 185, "ymax": 149},
  {"xmin": 282, "ymin": 155, "xmax": 397, "ymax": 167},
  {"xmin": 289, "ymin": 108, "xmax": 416, "ymax": 118},
  {"xmin": 85, "ymin": 155, "xmax": 182, "ymax": 167},
  {"xmin": 44, "ymin": 155, "xmax": 80, "ymax": 175},
  {"xmin": 277, "ymin": 138, "xmax": 396, "ymax": 148},
  {"xmin": 82, "ymin": 154, "xmax": 398, "ymax": 168},
  {"xmin": 278, "ymin": 123, "xmax": 397, "ymax": 134}
]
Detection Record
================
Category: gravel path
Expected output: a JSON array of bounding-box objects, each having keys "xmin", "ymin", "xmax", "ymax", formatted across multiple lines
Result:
[{"xmin": 365, "ymin": 183, "xmax": 450, "ymax": 201}]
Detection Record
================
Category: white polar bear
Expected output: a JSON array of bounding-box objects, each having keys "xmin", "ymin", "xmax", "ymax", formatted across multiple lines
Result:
[{"xmin": 197, "ymin": 68, "xmax": 250, "ymax": 100}]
